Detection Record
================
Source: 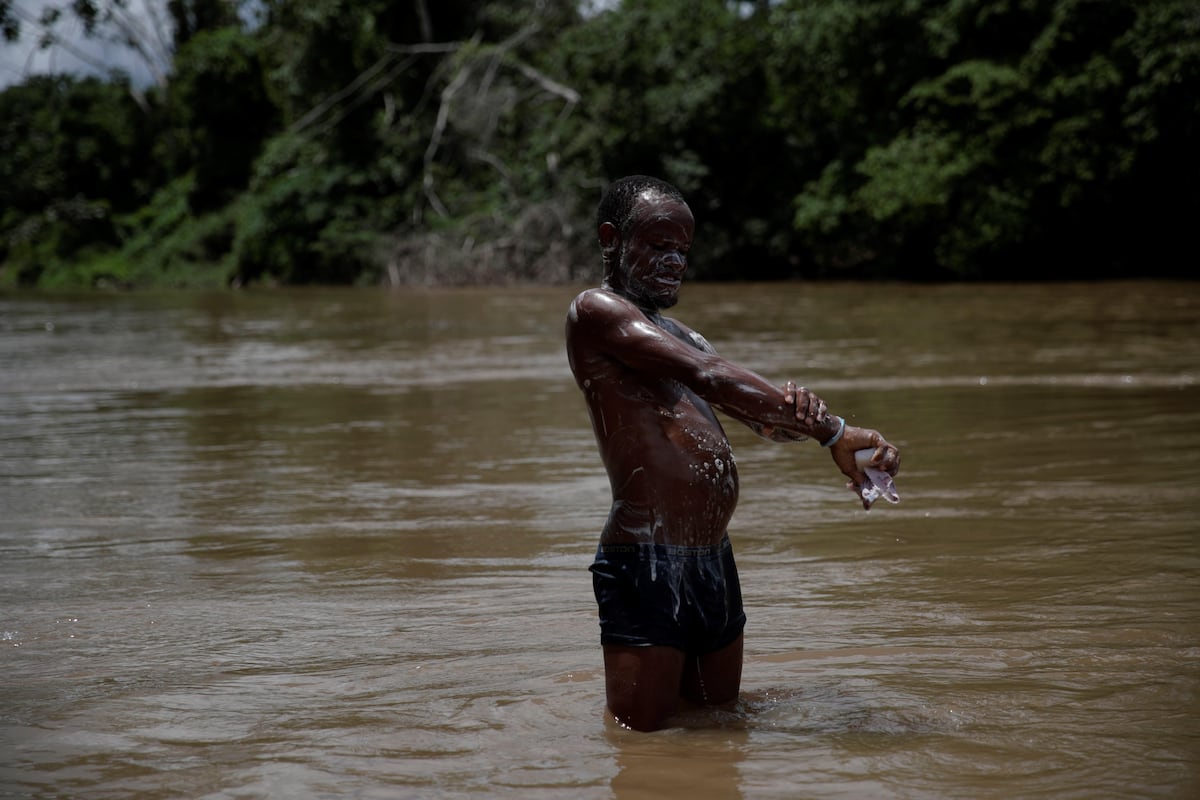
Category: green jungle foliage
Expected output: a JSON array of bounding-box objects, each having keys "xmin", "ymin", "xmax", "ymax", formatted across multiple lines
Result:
[{"xmin": 0, "ymin": 0, "xmax": 1196, "ymax": 287}]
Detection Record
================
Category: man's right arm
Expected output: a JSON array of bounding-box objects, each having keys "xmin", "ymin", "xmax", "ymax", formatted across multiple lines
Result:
[{"xmin": 569, "ymin": 289, "xmax": 843, "ymax": 443}]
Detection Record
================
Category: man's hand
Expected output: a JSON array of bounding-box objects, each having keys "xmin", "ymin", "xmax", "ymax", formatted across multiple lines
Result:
[
  {"xmin": 779, "ymin": 382, "xmax": 901, "ymax": 496},
  {"xmin": 829, "ymin": 425, "xmax": 900, "ymax": 493},
  {"xmin": 782, "ymin": 381, "xmax": 829, "ymax": 436}
]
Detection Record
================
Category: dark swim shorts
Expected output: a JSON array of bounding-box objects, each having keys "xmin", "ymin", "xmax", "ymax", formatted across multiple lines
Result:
[{"xmin": 589, "ymin": 536, "xmax": 747, "ymax": 655}]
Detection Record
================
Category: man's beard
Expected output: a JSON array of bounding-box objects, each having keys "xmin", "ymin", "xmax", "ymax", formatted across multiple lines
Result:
[{"xmin": 619, "ymin": 258, "xmax": 679, "ymax": 311}]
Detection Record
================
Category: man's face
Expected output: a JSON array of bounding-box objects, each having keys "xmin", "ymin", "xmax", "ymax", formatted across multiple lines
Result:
[{"xmin": 617, "ymin": 193, "xmax": 695, "ymax": 310}]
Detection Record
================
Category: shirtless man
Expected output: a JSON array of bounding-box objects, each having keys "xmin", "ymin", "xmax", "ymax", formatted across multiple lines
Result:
[{"xmin": 565, "ymin": 175, "xmax": 901, "ymax": 732}]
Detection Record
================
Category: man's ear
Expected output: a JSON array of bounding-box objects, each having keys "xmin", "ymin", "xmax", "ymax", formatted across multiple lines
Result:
[{"xmin": 598, "ymin": 221, "xmax": 620, "ymax": 261}]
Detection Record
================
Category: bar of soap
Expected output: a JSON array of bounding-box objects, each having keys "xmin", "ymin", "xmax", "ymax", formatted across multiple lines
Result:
[{"xmin": 854, "ymin": 448, "xmax": 900, "ymax": 509}]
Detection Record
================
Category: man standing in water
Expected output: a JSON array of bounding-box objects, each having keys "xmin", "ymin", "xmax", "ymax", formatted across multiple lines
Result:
[{"xmin": 565, "ymin": 175, "xmax": 901, "ymax": 732}]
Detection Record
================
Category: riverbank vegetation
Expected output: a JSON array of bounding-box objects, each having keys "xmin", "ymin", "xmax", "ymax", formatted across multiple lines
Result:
[{"xmin": 1, "ymin": 0, "xmax": 1196, "ymax": 288}]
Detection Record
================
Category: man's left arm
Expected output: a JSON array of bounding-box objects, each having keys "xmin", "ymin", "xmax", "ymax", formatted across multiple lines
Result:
[{"xmin": 681, "ymin": 319, "xmax": 902, "ymax": 487}]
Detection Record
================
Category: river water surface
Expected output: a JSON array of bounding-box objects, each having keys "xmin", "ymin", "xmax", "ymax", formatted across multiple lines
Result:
[{"xmin": 1, "ymin": 282, "xmax": 1197, "ymax": 799}]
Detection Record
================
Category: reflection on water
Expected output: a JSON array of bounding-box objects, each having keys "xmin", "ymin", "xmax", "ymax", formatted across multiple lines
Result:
[{"xmin": 1, "ymin": 283, "xmax": 1198, "ymax": 799}]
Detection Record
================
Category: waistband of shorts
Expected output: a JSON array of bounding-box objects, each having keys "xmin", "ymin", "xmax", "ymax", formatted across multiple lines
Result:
[{"xmin": 595, "ymin": 535, "xmax": 731, "ymax": 558}]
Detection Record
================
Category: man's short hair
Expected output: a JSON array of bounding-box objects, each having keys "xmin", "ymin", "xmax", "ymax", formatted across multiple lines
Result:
[{"xmin": 596, "ymin": 175, "xmax": 685, "ymax": 235}]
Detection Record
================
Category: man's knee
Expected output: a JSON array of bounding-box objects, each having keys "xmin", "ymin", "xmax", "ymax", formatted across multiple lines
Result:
[{"xmin": 608, "ymin": 698, "xmax": 672, "ymax": 732}]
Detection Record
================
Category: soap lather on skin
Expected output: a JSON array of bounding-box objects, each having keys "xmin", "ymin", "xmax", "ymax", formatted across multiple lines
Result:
[{"xmin": 855, "ymin": 447, "xmax": 900, "ymax": 510}]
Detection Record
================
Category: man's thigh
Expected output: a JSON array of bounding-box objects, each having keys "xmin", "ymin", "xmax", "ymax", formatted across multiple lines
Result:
[
  {"xmin": 682, "ymin": 633, "xmax": 743, "ymax": 706},
  {"xmin": 602, "ymin": 644, "xmax": 687, "ymax": 731}
]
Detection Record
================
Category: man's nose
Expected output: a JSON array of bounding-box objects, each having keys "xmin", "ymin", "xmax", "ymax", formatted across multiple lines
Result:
[{"xmin": 663, "ymin": 251, "xmax": 686, "ymax": 269}]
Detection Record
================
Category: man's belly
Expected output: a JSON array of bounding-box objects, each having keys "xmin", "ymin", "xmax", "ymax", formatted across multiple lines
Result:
[{"xmin": 600, "ymin": 415, "xmax": 740, "ymax": 546}]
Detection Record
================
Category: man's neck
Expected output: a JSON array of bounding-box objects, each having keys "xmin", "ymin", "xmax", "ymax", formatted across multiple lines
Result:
[{"xmin": 599, "ymin": 280, "xmax": 658, "ymax": 316}]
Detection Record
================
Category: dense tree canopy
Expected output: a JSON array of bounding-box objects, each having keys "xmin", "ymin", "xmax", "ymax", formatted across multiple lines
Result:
[{"xmin": 0, "ymin": 0, "xmax": 1196, "ymax": 287}]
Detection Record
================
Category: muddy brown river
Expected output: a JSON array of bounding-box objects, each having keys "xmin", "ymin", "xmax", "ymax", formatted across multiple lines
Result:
[{"xmin": 1, "ymin": 281, "xmax": 1197, "ymax": 798}]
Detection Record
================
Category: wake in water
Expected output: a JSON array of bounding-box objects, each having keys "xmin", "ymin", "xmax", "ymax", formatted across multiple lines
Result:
[{"xmin": 659, "ymin": 682, "xmax": 969, "ymax": 737}]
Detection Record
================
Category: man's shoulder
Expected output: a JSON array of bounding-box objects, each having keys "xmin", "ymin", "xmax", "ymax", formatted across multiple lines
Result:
[{"xmin": 568, "ymin": 287, "xmax": 637, "ymax": 325}]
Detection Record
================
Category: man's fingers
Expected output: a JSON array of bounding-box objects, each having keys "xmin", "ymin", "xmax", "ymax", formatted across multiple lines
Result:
[
  {"xmin": 872, "ymin": 443, "xmax": 900, "ymax": 474},
  {"xmin": 798, "ymin": 387, "xmax": 822, "ymax": 420},
  {"xmin": 785, "ymin": 383, "xmax": 833, "ymax": 430}
]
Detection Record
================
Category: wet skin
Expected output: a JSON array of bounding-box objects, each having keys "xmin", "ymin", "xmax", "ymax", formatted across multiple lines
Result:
[{"xmin": 566, "ymin": 191, "xmax": 900, "ymax": 731}]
